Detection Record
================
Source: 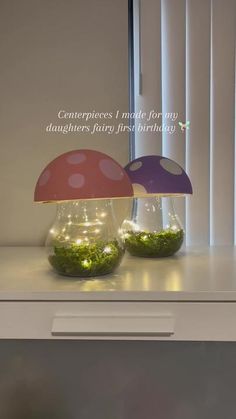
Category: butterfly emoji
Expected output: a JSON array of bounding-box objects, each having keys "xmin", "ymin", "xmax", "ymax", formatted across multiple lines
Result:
[{"xmin": 179, "ymin": 121, "xmax": 190, "ymax": 131}]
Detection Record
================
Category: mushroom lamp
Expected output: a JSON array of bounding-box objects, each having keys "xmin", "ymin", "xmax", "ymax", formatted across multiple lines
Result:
[
  {"xmin": 122, "ymin": 155, "xmax": 192, "ymax": 258},
  {"xmin": 34, "ymin": 149, "xmax": 133, "ymax": 277}
]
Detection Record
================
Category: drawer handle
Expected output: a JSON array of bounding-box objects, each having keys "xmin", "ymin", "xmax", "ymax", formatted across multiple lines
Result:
[{"xmin": 51, "ymin": 315, "xmax": 175, "ymax": 337}]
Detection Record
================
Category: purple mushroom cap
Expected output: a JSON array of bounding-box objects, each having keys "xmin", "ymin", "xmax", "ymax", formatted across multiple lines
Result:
[{"xmin": 125, "ymin": 155, "xmax": 193, "ymax": 197}]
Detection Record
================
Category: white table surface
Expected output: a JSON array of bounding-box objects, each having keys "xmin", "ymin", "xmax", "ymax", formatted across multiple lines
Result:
[{"xmin": 0, "ymin": 246, "xmax": 236, "ymax": 301}]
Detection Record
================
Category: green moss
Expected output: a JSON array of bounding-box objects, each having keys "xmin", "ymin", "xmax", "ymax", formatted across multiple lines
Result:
[
  {"xmin": 48, "ymin": 239, "xmax": 124, "ymax": 277},
  {"xmin": 124, "ymin": 229, "xmax": 184, "ymax": 258}
]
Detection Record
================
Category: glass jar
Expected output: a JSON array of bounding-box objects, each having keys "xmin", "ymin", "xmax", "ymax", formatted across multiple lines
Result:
[
  {"xmin": 121, "ymin": 197, "xmax": 184, "ymax": 258},
  {"xmin": 46, "ymin": 199, "xmax": 125, "ymax": 277}
]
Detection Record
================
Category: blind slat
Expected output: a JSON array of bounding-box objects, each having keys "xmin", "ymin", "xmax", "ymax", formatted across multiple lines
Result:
[
  {"xmin": 161, "ymin": 0, "xmax": 186, "ymax": 231},
  {"xmin": 134, "ymin": 0, "xmax": 162, "ymax": 157},
  {"xmin": 186, "ymin": 0, "xmax": 211, "ymax": 246}
]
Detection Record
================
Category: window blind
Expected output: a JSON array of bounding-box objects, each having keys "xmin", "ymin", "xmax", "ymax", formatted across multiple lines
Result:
[{"xmin": 132, "ymin": 0, "xmax": 236, "ymax": 245}]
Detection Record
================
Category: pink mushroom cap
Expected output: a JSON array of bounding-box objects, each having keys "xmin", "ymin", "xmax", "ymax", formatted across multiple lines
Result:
[{"xmin": 34, "ymin": 149, "xmax": 134, "ymax": 203}]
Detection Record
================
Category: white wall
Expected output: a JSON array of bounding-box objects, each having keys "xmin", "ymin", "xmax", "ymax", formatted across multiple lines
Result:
[{"xmin": 0, "ymin": 0, "xmax": 129, "ymax": 245}]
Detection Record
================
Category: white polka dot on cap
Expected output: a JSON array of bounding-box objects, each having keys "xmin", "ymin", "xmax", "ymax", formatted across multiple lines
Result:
[
  {"xmin": 133, "ymin": 183, "xmax": 147, "ymax": 195},
  {"xmin": 129, "ymin": 161, "xmax": 143, "ymax": 171},
  {"xmin": 99, "ymin": 159, "xmax": 124, "ymax": 181},
  {"xmin": 68, "ymin": 173, "xmax": 85, "ymax": 188},
  {"xmin": 39, "ymin": 169, "xmax": 51, "ymax": 186},
  {"xmin": 66, "ymin": 153, "xmax": 87, "ymax": 165},
  {"xmin": 160, "ymin": 158, "xmax": 183, "ymax": 175}
]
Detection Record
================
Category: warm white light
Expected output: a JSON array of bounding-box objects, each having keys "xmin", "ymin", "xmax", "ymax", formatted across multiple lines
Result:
[
  {"xmin": 171, "ymin": 225, "xmax": 178, "ymax": 231},
  {"xmin": 68, "ymin": 221, "xmax": 72, "ymax": 225},
  {"xmin": 76, "ymin": 238, "xmax": 82, "ymax": 245},
  {"xmin": 128, "ymin": 221, "xmax": 140, "ymax": 232},
  {"xmin": 94, "ymin": 228, "xmax": 100, "ymax": 234},
  {"xmin": 100, "ymin": 212, "xmax": 107, "ymax": 218},
  {"xmin": 65, "ymin": 235, "xmax": 70, "ymax": 240},
  {"xmin": 141, "ymin": 235, "xmax": 148, "ymax": 241},
  {"xmin": 103, "ymin": 246, "xmax": 112, "ymax": 254},
  {"xmin": 82, "ymin": 259, "xmax": 90, "ymax": 268},
  {"xmin": 49, "ymin": 228, "xmax": 55, "ymax": 234},
  {"xmin": 122, "ymin": 232, "xmax": 130, "ymax": 239}
]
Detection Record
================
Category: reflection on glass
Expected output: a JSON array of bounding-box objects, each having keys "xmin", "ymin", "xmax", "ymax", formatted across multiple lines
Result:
[
  {"xmin": 46, "ymin": 200, "xmax": 124, "ymax": 277},
  {"xmin": 122, "ymin": 197, "xmax": 184, "ymax": 258}
]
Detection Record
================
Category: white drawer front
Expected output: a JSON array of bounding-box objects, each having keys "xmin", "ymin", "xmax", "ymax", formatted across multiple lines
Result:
[{"xmin": 0, "ymin": 302, "xmax": 235, "ymax": 341}]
